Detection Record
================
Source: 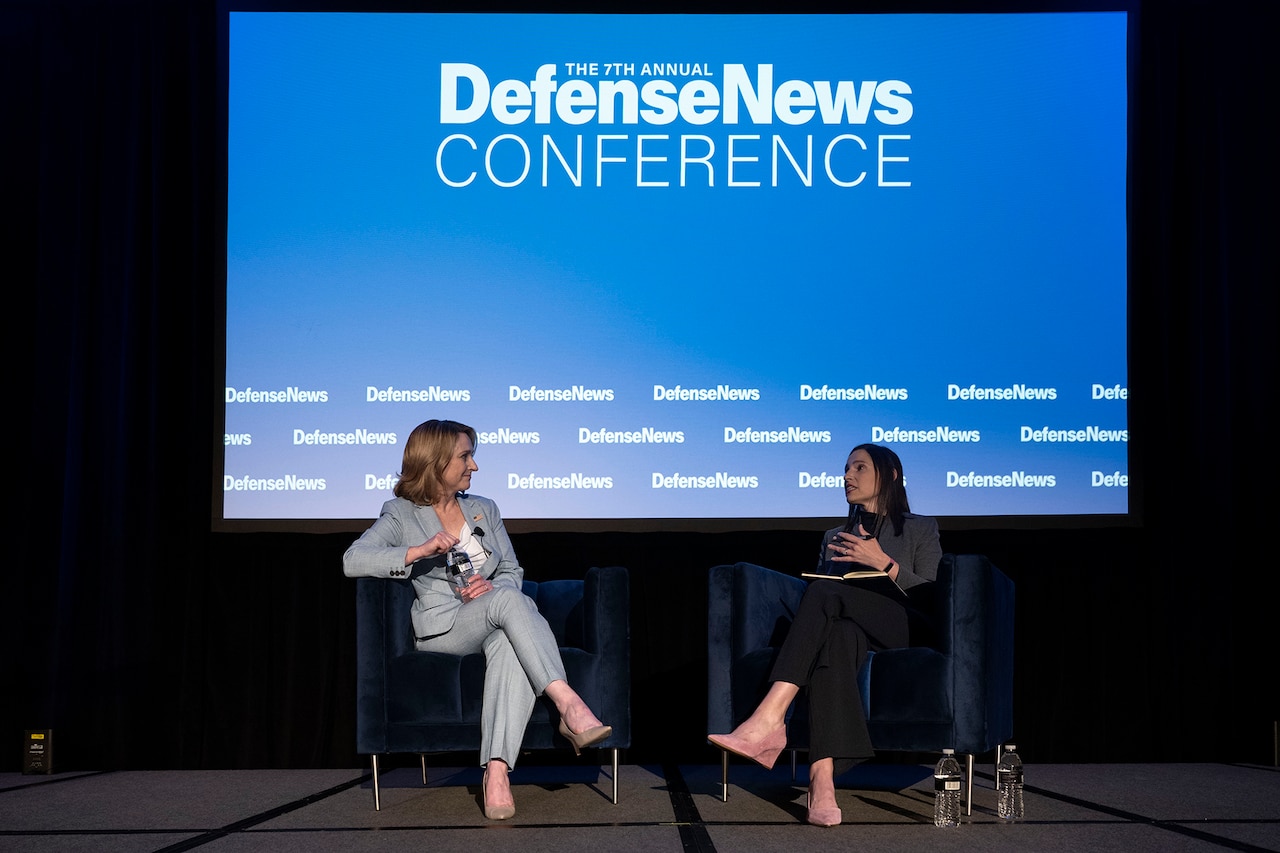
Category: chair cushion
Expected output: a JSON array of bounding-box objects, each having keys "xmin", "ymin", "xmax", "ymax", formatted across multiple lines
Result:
[
  {"xmin": 730, "ymin": 647, "xmax": 779, "ymax": 726},
  {"xmin": 527, "ymin": 580, "xmax": 587, "ymax": 648},
  {"xmin": 387, "ymin": 650, "xmax": 488, "ymax": 724},
  {"xmin": 866, "ymin": 647, "xmax": 952, "ymax": 723}
]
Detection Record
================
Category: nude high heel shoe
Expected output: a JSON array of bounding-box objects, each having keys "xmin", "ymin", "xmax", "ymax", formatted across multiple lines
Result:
[
  {"xmin": 558, "ymin": 718, "xmax": 612, "ymax": 756},
  {"xmin": 706, "ymin": 724, "xmax": 787, "ymax": 770},
  {"xmin": 481, "ymin": 766, "xmax": 516, "ymax": 821}
]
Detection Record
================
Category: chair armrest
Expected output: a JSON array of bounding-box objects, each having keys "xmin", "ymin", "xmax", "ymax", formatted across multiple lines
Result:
[
  {"xmin": 945, "ymin": 553, "xmax": 1016, "ymax": 752},
  {"xmin": 583, "ymin": 565, "xmax": 629, "ymax": 661},
  {"xmin": 354, "ymin": 577, "xmax": 391, "ymax": 754},
  {"xmin": 584, "ymin": 565, "xmax": 630, "ymax": 744},
  {"xmin": 707, "ymin": 562, "xmax": 806, "ymax": 732}
]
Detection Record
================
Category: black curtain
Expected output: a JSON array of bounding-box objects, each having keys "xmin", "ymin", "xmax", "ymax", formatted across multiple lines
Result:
[{"xmin": 5, "ymin": 0, "xmax": 1275, "ymax": 771}]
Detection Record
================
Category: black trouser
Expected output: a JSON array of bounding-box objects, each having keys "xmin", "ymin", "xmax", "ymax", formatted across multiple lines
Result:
[{"xmin": 769, "ymin": 581, "xmax": 909, "ymax": 777}]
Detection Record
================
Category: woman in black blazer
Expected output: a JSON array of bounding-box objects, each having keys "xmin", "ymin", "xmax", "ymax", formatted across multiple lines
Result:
[{"xmin": 709, "ymin": 444, "xmax": 942, "ymax": 827}]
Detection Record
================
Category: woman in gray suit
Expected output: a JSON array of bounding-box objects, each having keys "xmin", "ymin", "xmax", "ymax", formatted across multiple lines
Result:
[
  {"xmin": 343, "ymin": 419, "xmax": 611, "ymax": 820},
  {"xmin": 708, "ymin": 443, "xmax": 941, "ymax": 827}
]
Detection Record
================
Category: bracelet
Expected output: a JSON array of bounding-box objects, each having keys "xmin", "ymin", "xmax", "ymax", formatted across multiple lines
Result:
[{"xmin": 883, "ymin": 560, "xmax": 895, "ymax": 573}]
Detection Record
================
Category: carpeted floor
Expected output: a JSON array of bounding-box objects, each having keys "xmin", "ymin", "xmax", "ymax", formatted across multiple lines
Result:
[{"xmin": 2, "ymin": 762, "xmax": 1277, "ymax": 852}]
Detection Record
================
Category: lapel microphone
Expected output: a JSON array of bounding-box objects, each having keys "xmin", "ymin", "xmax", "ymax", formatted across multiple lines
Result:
[{"xmin": 472, "ymin": 526, "xmax": 490, "ymax": 559}]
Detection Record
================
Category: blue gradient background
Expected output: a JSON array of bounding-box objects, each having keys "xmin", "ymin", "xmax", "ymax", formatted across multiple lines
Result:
[{"xmin": 224, "ymin": 12, "xmax": 1128, "ymax": 521}]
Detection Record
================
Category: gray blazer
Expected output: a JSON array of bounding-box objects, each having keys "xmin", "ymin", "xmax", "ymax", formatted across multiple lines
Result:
[
  {"xmin": 816, "ymin": 512, "xmax": 942, "ymax": 593},
  {"xmin": 343, "ymin": 493, "xmax": 524, "ymax": 640}
]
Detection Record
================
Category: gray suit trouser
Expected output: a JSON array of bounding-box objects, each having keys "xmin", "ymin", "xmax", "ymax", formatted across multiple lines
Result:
[{"xmin": 415, "ymin": 585, "xmax": 566, "ymax": 768}]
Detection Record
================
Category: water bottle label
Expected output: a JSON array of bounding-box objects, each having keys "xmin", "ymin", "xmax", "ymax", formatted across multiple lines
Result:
[
  {"xmin": 934, "ymin": 775, "xmax": 962, "ymax": 792},
  {"xmin": 997, "ymin": 768, "xmax": 1024, "ymax": 784}
]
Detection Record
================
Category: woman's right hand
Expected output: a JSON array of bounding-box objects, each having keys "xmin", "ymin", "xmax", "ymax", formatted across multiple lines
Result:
[
  {"xmin": 405, "ymin": 531, "xmax": 460, "ymax": 565},
  {"xmin": 827, "ymin": 528, "xmax": 889, "ymax": 568}
]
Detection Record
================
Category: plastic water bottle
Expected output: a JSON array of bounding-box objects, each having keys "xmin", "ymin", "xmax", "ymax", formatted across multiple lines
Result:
[
  {"xmin": 933, "ymin": 748, "xmax": 962, "ymax": 827},
  {"xmin": 446, "ymin": 548, "xmax": 479, "ymax": 592},
  {"xmin": 997, "ymin": 744, "xmax": 1024, "ymax": 821}
]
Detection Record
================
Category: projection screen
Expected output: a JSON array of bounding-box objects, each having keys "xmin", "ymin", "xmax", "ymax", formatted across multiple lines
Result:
[{"xmin": 219, "ymin": 9, "xmax": 1130, "ymax": 530}]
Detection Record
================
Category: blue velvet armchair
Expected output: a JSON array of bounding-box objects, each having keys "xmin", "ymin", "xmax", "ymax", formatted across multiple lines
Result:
[
  {"xmin": 707, "ymin": 554, "xmax": 1014, "ymax": 811},
  {"xmin": 356, "ymin": 565, "xmax": 631, "ymax": 810}
]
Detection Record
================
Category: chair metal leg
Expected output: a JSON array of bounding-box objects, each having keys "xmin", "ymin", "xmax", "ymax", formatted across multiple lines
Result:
[
  {"xmin": 611, "ymin": 747, "xmax": 620, "ymax": 804},
  {"xmin": 371, "ymin": 754, "xmax": 381, "ymax": 811},
  {"xmin": 717, "ymin": 747, "xmax": 796, "ymax": 799},
  {"xmin": 420, "ymin": 754, "xmax": 427, "ymax": 786}
]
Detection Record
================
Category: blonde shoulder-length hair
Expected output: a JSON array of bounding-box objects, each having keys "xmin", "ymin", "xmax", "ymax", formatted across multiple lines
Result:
[{"xmin": 394, "ymin": 419, "xmax": 477, "ymax": 505}]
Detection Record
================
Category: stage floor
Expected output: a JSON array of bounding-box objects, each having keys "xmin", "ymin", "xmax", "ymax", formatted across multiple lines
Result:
[{"xmin": 2, "ymin": 762, "xmax": 1277, "ymax": 852}]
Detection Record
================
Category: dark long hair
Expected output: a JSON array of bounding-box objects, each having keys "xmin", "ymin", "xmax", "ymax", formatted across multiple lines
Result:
[{"xmin": 850, "ymin": 443, "xmax": 912, "ymax": 538}]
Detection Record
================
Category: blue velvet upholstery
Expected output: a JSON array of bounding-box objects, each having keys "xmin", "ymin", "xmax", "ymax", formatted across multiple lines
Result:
[
  {"xmin": 707, "ymin": 555, "xmax": 1013, "ymax": 800},
  {"xmin": 356, "ymin": 566, "xmax": 631, "ymax": 807}
]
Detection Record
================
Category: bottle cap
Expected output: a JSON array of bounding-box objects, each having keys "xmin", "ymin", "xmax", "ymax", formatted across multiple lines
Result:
[{"xmin": 942, "ymin": 748, "xmax": 954, "ymax": 754}]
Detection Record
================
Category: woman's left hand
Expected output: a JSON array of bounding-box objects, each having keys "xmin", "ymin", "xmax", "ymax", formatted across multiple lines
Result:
[
  {"xmin": 459, "ymin": 574, "xmax": 493, "ymax": 603},
  {"xmin": 827, "ymin": 528, "xmax": 889, "ymax": 568}
]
